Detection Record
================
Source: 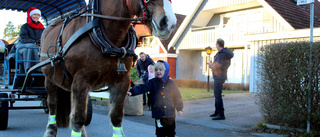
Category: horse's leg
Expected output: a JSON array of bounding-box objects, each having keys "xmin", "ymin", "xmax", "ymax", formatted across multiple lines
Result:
[
  {"xmin": 43, "ymin": 78, "xmax": 58, "ymax": 137},
  {"xmin": 69, "ymin": 76, "xmax": 90, "ymax": 137},
  {"xmin": 109, "ymin": 77, "xmax": 130, "ymax": 137}
]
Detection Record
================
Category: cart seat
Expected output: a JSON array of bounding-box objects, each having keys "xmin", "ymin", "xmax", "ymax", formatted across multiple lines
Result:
[{"xmin": 4, "ymin": 44, "xmax": 44, "ymax": 90}]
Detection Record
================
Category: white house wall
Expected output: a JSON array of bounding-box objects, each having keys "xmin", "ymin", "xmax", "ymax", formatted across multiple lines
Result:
[
  {"xmin": 227, "ymin": 49, "xmax": 250, "ymax": 83},
  {"xmin": 135, "ymin": 38, "xmax": 160, "ymax": 55},
  {"xmin": 177, "ymin": 7, "xmax": 289, "ymax": 50},
  {"xmin": 176, "ymin": 50, "xmax": 203, "ymax": 80},
  {"xmin": 192, "ymin": 12, "xmax": 215, "ymax": 27},
  {"xmin": 203, "ymin": 0, "xmax": 257, "ymax": 11},
  {"xmin": 207, "ymin": 14, "xmax": 220, "ymax": 26},
  {"xmin": 177, "ymin": 49, "xmax": 249, "ymax": 83}
]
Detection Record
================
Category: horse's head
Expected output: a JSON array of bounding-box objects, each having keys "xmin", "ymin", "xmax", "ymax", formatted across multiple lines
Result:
[{"xmin": 140, "ymin": 0, "xmax": 177, "ymax": 39}]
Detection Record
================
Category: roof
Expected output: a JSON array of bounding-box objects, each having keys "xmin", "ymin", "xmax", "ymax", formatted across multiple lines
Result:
[
  {"xmin": 7, "ymin": 38, "xmax": 18, "ymax": 44},
  {"xmin": 0, "ymin": 0, "xmax": 86, "ymax": 23},
  {"xmin": 1, "ymin": 39, "xmax": 9, "ymax": 45},
  {"xmin": 161, "ymin": 14, "xmax": 186, "ymax": 53},
  {"xmin": 264, "ymin": 0, "xmax": 320, "ymax": 29}
]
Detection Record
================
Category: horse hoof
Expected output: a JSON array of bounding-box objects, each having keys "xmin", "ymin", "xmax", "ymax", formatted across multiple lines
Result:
[
  {"xmin": 43, "ymin": 132, "xmax": 56, "ymax": 137},
  {"xmin": 43, "ymin": 125, "xmax": 57, "ymax": 137}
]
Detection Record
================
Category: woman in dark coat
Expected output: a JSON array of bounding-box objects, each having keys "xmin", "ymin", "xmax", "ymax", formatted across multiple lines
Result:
[
  {"xmin": 128, "ymin": 60, "xmax": 183, "ymax": 137},
  {"xmin": 16, "ymin": 7, "xmax": 44, "ymax": 72}
]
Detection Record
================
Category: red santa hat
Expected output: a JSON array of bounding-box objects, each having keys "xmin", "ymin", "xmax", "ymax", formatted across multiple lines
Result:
[
  {"xmin": 28, "ymin": 7, "xmax": 41, "ymax": 17},
  {"xmin": 26, "ymin": 7, "xmax": 44, "ymax": 29},
  {"xmin": 29, "ymin": 8, "xmax": 41, "ymax": 17}
]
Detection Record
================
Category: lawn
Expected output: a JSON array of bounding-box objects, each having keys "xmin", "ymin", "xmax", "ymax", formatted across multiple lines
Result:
[
  {"xmin": 90, "ymin": 88, "xmax": 249, "ymax": 101},
  {"xmin": 179, "ymin": 87, "xmax": 249, "ymax": 100}
]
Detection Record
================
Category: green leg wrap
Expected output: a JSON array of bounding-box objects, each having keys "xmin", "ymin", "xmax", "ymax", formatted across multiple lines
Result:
[
  {"xmin": 48, "ymin": 115, "xmax": 56, "ymax": 125},
  {"xmin": 113, "ymin": 126, "xmax": 124, "ymax": 137},
  {"xmin": 71, "ymin": 130, "xmax": 82, "ymax": 137}
]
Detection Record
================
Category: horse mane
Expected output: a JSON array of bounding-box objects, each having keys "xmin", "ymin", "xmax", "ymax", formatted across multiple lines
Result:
[{"xmin": 41, "ymin": 19, "xmax": 64, "ymax": 43}]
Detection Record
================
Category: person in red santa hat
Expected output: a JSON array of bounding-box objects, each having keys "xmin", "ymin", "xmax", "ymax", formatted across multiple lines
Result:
[{"xmin": 15, "ymin": 7, "xmax": 44, "ymax": 73}]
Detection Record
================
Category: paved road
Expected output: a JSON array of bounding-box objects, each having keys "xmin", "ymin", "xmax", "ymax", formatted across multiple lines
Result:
[
  {"xmin": 0, "ymin": 93, "xmax": 284, "ymax": 137},
  {"xmin": 1, "ymin": 101, "xmax": 156, "ymax": 137}
]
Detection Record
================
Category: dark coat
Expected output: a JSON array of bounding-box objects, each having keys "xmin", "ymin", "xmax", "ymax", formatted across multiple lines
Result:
[
  {"xmin": 213, "ymin": 48, "xmax": 234, "ymax": 80},
  {"xmin": 136, "ymin": 54, "xmax": 155, "ymax": 77},
  {"xmin": 129, "ymin": 78, "xmax": 183, "ymax": 118},
  {"xmin": 19, "ymin": 23, "xmax": 44, "ymax": 44}
]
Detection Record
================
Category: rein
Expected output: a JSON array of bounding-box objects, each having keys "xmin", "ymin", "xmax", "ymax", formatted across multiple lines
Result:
[{"xmin": 81, "ymin": 13, "xmax": 148, "ymax": 22}]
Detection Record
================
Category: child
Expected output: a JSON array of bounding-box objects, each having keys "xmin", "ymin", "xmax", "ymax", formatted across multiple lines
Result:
[
  {"xmin": 127, "ymin": 60, "xmax": 183, "ymax": 137},
  {"xmin": 147, "ymin": 64, "xmax": 155, "ymax": 80},
  {"xmin": 144, "ymin": 64, "xmax": 155, "ymax": 110}
]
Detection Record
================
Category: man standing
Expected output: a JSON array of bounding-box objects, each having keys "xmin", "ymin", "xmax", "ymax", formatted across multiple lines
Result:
[
  {"xmin": 209, "ymin": 38, "xmax": 234, "ymax": 120},
  {"xmin": 136, "ymin": 52, "xmax": 155, "ymax": 106}
]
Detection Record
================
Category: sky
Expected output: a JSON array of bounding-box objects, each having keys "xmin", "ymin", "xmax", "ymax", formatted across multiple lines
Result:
[{"xmin": 0, "ymin": 0, "xmax": 197, "ymax": 40}]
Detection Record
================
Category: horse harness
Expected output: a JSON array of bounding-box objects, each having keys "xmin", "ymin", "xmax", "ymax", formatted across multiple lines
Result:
[{"xmin": 23, "ymin": 0, "xmax": 151, "ymax": 90}]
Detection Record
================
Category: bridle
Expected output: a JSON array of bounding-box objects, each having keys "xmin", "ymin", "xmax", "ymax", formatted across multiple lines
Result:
[
  {"xmin": 81, "ymin": 0, "xmax": 151, "ymax": 23},
  {"xmin": 136, "ymin": 0, "xmax": 151, "ymax": 24},
  {"xmin": 81, "ymin": 0, "xmax": 172, "ymax": 23}
]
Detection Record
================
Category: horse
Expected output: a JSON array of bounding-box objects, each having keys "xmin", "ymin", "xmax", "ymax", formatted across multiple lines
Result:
[{"xmin": 39, "ymin": 0, "xmax": 176, "ymax": 136}]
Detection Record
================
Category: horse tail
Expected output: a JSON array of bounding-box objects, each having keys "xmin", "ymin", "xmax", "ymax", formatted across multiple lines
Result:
[{"xmin": 56, "ymin": 88, "xmax": 71, "ymax": 127}]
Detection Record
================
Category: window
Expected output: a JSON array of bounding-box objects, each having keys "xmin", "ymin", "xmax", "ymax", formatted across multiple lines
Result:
[{"xmin": 141, "ymin": 36, "xmax": 154, "ymax": 48}]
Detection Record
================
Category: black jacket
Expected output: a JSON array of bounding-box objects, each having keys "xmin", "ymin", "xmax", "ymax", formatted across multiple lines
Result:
[
  {"xmin": 130, "ymin": 78, "xmax": 183, "ymax": 118},
  {"xmin": 136, "ymin": 54, "xmax": 155, "ymax": 77},
  {"xmin": 19, "ymin": 23, "xmax": 44, "ymax": 44},
  {"xmin": 213, "ymin": 48, "xmax": 234, "ymax": 80}
]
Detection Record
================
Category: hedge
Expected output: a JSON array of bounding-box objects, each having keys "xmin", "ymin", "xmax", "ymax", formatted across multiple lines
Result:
[{"xmin": 256, "ymin": 41, "xmax": 320, "ymax": 132}]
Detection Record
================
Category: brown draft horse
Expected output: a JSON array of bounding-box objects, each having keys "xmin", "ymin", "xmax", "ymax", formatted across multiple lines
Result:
[{"xmin": 40, "ymin": 0, "xmax": 176, "ymax": 136}]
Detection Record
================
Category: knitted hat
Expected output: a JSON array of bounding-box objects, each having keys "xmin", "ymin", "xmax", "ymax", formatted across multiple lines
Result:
[{"xmin": 29, "ymin": 8, "xmax": 41, "ymax": 17}]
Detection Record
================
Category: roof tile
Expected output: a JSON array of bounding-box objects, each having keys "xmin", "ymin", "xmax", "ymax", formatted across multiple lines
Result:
[{"xmin": 265, "ymin": 0, "xmax": 320, "ymax": 29}]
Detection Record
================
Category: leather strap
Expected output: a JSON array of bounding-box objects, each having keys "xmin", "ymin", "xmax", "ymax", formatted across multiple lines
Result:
[
  {"xmin": 21, "ymin": 59, "xmax": 52, "ymax": 92},
  {"xmin": 61, "ymin": 20, "xmax": 100, "ymax": 56}
]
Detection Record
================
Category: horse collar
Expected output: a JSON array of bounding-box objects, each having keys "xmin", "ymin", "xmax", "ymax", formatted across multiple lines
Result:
[{"xmin": 86, "ymin": 0, "xmax": 137, "ymax": 59}]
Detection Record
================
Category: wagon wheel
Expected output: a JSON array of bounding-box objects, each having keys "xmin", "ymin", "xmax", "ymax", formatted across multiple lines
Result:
[
  {"xmin": 0, "ymin": 93, "xmax": 9, "ymax": 130},
  {"xmin": 85, "ymin": 96, "xmax": 92, "ymax": 126}
]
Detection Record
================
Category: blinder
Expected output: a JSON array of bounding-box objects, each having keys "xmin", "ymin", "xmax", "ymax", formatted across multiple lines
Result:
[{"xmin": 140, "ymin": 0, "xmax": 151, "ymax": 24}]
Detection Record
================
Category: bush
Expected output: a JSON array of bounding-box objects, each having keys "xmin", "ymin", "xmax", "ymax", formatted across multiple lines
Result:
[
  {"xmin": 256, "ymin": 41, "xmax": 320, "ymax": 132},
  {"xmin": 130, "ymin": 67, "xmax": 140, "ymax": 82}
]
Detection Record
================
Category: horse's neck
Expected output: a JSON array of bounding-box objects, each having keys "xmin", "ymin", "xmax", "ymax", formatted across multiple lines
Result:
[{"xmin": 99, "ymin": 0, "xmax": 134, "ymax": 47}]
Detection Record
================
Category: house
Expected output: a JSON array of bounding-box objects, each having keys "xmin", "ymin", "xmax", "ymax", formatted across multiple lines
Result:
[
  {"xmin": 169, "ymin": 0, "xmax": 320, "ymax": 92},
  {"xmin": 134, "ymin": 0, "xmax": 320, "ymax": 92},
  {"xmin": 6, "ymin": 38, "xmax": 18, "ymax": 45}
]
